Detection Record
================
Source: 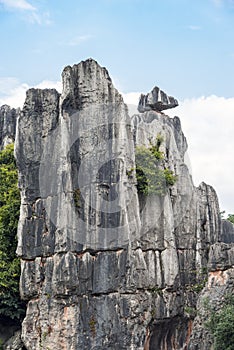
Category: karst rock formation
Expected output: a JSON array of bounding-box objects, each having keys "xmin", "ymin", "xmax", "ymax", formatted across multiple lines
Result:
[
  {"xmin": 0, "ymin": 105, "xmax": 19, "ymax": 150},
  {"xmin": 1, "ymin": 58, "xmax": 233, "ymax": 350}
]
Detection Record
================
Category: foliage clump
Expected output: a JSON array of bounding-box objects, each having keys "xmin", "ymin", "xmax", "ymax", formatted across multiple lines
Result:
[
  {"xmin": 220, "ymin": 211, "xmax": 234, "ymax": 223},
  {"xmin": 0, "ymin": 144, "xmax": 25, "ymax": 321},
  {"xmin": 135, "ymin": 134, "xmax": 177, "ymax": 196},
  {"xmin": 227, "ymin": 214, "xmax": 234, "ymax": 224},
  {"xmin": 73, "ymin": 188, "xmax": 81, "ymax": 208},
  {"xmin": 205, "ymin": 294, "xmax": 234, "ymax": 350}
]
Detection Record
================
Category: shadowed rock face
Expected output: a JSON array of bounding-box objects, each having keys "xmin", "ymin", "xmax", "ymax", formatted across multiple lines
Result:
[
  {"xmin": 0, "ymin": 105, "xmax": 19, "ymax": 149},
  {"xmin": 12, "ymin": 58, "xmax": 232, "ymax": 350},
  {"xmin": 220, "ymin": 219, "xmax": 234, "ymax": 243}
]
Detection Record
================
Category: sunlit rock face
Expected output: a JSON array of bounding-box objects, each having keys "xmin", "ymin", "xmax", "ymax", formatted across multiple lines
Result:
[
  {"xmin": 14, "ymin": 58, "xmax": 232, "ymax": 350},
  {"xmin": 138, "ymin": 86, "xmax": 178, "ymax": 113}
]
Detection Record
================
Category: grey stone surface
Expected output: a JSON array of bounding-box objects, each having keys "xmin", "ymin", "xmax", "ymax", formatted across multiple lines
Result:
[
  {"xmin": 188, "ymin": 251, "xmax": 234, "ymax": 350},
  {"xmin": 3, "ymin": 330, "xmax": 25, "ymax": 350},
  {"xmin": 138, "ymin": 86, "xmax": 178, "ymax": 113},
  {"xmin": 220, "ymin": 219, "xmax": 234, "ymax": 243},
  {"xmin": 0, "ymin": 318, "xmax": 21, "ymax": 348},
  {"xmin": 187, "ymin": 219, "xmax": 234, "ymax": 349},
  {"xmin": 0, "ymin": 105, "xmax": 19, "ymax": 149},
  {"xmin": 13, "ymin": 58, "xmax": 230, "ymax": 349}
]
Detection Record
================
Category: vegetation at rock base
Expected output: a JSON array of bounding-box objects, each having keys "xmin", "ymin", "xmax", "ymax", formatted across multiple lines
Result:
[
  {"xmin": 220, "ymin": 211, "xmax": 234, "ymax": 223},
  {"xmin": 227, "ymin": 214, "xmax": 234, "ymax": 224},
  {"xmin": 135, "ymin": 134, "xmax": 177, "ymax": 196},
  {"xmin": 205, "ymin": 294, "xmax": 234, "ymax": 350},
  {"xmin": 0, "ymin": 144, "xmax": 25, "ymax": 321}
]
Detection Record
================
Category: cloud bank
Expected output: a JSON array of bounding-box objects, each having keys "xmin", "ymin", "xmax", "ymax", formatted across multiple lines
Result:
[
  {"xmin": 0, "ymin": 78, "xmax": 61, "ymax": 108},
  {"xmin": 167, "ymin": 96, "xmax": 234, "ymax": 215}
]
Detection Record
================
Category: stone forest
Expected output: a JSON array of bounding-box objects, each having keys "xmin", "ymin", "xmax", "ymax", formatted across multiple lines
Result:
[{"xmin": 0, "ymin": 59, "xmax": 233, "ymax": 350}]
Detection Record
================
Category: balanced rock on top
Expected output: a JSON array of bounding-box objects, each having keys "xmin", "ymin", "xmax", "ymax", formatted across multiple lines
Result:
[{"xmin": 138, "ymin": 86, "xmax": 178, "ymax": 113}]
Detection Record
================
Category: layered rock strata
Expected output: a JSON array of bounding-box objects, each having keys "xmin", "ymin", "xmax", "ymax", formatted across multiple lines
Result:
[{"xmin": 14, "ymin": 58, "xmax": 232, "ymax": 350}]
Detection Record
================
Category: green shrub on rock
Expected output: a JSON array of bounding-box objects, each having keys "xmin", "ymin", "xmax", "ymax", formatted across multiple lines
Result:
[
  {"xmin": 205, "ymin": 295, "xmax": 234, "ymax": 350},
  {"xmin": 227, "ymin": 214, "xmax": 234, "ymax": 224},
  {"xmin": 0, "ymin": 144, "xmax": 25, "ymax": 321},
  {"xmin": 135, "ymin": 135, "xmax": 177, "ymax": 196}
]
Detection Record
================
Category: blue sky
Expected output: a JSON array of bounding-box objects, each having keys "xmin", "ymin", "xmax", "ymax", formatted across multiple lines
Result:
[
  {"xmin": 0, "ymin": 0, "xmax": 234, "ymax": 214},
  {"xmin": 0, "ymin": 0, "xmax": 234, "ymax": 98}
]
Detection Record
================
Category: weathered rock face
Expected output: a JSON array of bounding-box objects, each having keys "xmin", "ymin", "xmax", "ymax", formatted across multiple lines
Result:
[
  {"xmin": 0, "ymin": 317, "xmax": 22, "ymax": 349},
  {"xmin": 0, "ymin": 105, "xmax": 19, "ymax": 149},
  {"xmin": 3, "ymin": 330, "xmax": 26, "ymax": 350},
  {"xmin": 220, "ymin": 219, "xmax": 234, "ymax": 243},
  {"xmin": 14, "ymin": 58, "xmax": 229, "ymax": 350},
  {"xmin": 138, "ymin": 86, "xmax": 178, "ymax": 113},
  {"xmin": 188, "ymin": 221, "xmax": 234, "ymax": 350}
]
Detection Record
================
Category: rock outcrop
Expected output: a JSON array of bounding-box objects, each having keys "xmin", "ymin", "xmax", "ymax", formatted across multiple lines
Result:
[
  {"xmin": 0, "ymin": 318, "xmax": 22, "ymax": 349},
  {"xmin": 0, "ymin": 105, "xmax": 19, "ymax": 149},
  {"xmin": 138, "ymin": 86, "xmax": 178, "ymax": 113},
  {"xmin": 188, "ymin": 220, "xmax": 234, "ymax": 350},
  {"xmin": 12, "ymin": 58, "xmax": 232, "ymax": 349},
  {"xmin": 220, "ymin": 218, "xmax": 234, "ymax": 243},
  {"xmin": 3, "ymin": 330, "xmax": 26, "ymax": 350}
]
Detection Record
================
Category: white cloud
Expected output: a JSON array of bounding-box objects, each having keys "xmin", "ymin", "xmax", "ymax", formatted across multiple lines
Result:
[
  {"xmin": 122, "ymin": 92, "xmax": 141, "ymax": 115},
  {"xmin": 34, "ymin": 80, "xmax": 62, "ymax": 92},
  {"xmin": 0, "ymin": 0, "xmax": 35, "ymax": 11},
  {"xmin": 0, "ymin": 77, "xmax": 20, "ymax": 95},
  {"xmin": 167, "ymin": 95, "xmax": 234, "ymax": 214},
  {"xmin": 66, "ymin": 35, "xmax": 93, "ymax": 47},
  {"xmin": 0, "ymin": 78, "xmax": 61, "ymax": 108},
  {"xmin": 0, "ymin": 77, "xmax": 28, "ymax": 107},
  {"xmin": 122, "ymin": 92, "xmax": 140, "ymax": 106},
  {"xmin": 0, "ymin": 0, "xmax": 52, "ymax": 25}
]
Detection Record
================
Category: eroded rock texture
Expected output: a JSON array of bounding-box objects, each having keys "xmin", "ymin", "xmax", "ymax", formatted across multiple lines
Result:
[
  {"xmin": 138, "ymin": 86, "xmax": 178, "ymax": 113},
  {"xmin": 187, "ymin": 218, "xmax": 234, "ymax": 350},
  {"xmin": 15, "ymin": 59, "xmax": 231, "ymax": 350},
  {"xmin": 0, "ymin": 105, "xmax": 19, "ymax": 149}
]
